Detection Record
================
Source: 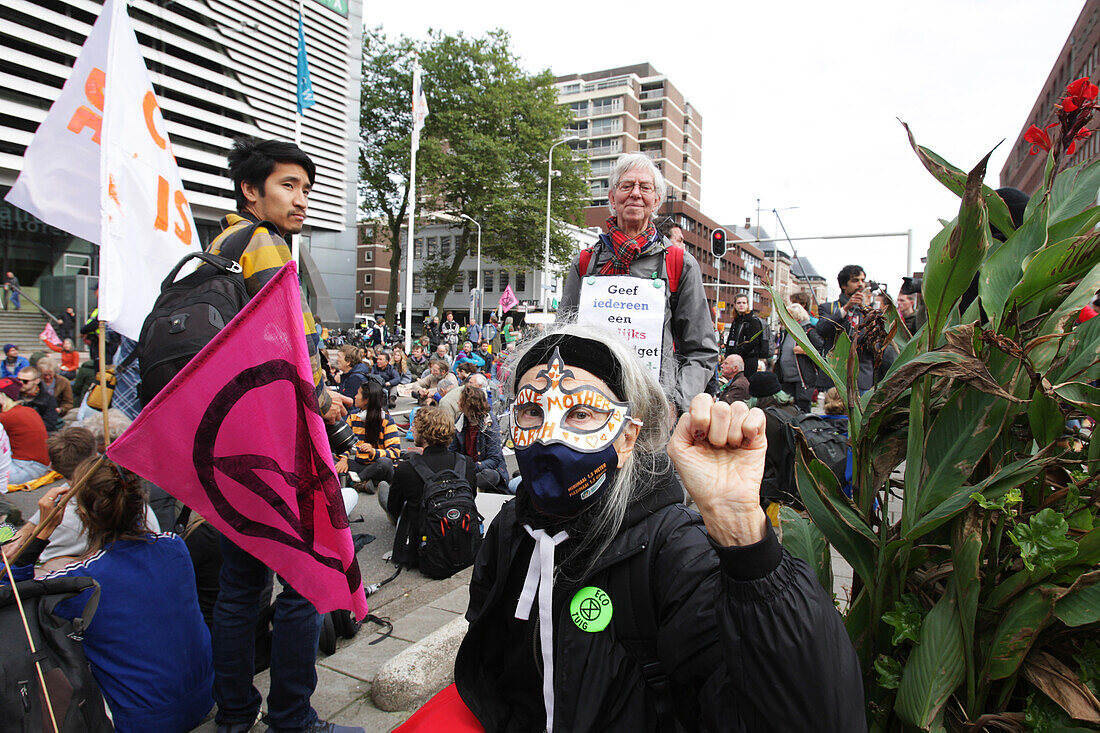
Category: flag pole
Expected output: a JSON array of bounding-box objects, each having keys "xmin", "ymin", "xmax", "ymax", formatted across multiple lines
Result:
[
  {"xmin": 290, "ymin": 0, "xmax": 304, "ymax": 267},
  {"xmin": 403, "ymin": 64, "xmax": 419, "ymax": 354},
  {"xmin": 98, "ymin": 323, "xmax": 110, "ymax": 446}
]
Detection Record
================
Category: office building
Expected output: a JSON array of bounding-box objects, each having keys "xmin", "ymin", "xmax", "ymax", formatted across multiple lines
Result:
[
  {"xmin": 1000, "ymin": 0, "xmax": 1100, "ymax": 193},
  {"xmin": 554, "ymin": 64, "xmax": 703, "ymax": 209},
  {"xmin": 0, "ymin": 0, "xmax": 363, "ymax": 324}
]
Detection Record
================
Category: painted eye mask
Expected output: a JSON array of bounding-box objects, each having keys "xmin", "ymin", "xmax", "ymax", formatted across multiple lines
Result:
[{"xmin": 510, "ymin": 349, "xmax": 634, "ymax": 453}]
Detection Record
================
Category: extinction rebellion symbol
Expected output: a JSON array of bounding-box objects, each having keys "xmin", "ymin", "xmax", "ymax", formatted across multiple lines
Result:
[{"xmin": 570, "ymin": 586, "xmax": 613, "ymax": 632}]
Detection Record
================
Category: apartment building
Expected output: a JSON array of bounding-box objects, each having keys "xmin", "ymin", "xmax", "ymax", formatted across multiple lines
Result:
[
  {"xmin": 554, "ymin": 64, "xmax": 703, "ymax": 209},
  {"xmin": 0, "ymin": 0, "xmax": 363, "ymax": 324}
]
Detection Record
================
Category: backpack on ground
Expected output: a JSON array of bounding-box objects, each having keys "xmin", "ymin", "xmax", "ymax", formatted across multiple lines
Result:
[
  {"xmin": 410, "ymin": 453, "xmax": 482, "ymax": 579},
  {"xmin": 763, "ymin": 407, "xmax": 850, "ymax": 508},
  {"xmin": 0, "ymin": 576, "xmax": 113, "ymax": 731},
  {"xmin": 131, "ymin": 220, "xmax": 272, "ymax": 406}
]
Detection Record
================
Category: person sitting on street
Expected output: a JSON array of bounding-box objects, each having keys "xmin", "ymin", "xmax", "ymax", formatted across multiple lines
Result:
[
  {"xmin": 44, "ymin": 336, "xmax": 81, "ymax": 378},
  {"xmin": 0, "ymin": 377, "xmax": 50, "ymax": 485},
  {"xmin": 368, "ymin": 351, "xmax": 400, "ymax": 400},
  {"xmin": 380, "ymin": 407, "xmax": 476, "ymax": 569},
  {"xmin": 1, "ymin": 343, "xmax": 30, "ymax": 379},
  {"xmin": 407, "ymin": 343, "xmax": 430, "ymax": 380},
  {"xmin": 716, "ymin": 354, "xmax": 750, "ymax": 404},
  {"xmin": 438, "ymin": 361, "xmax": 478, "ymax": 419},
  {"xmin": 8, "ymin": 458, "xmax": 214, "ymax": 732},
  {"xmin": 17, "ymin": 365, "xmax": 59, "ymax": 432},
  {"xmin": 335, "ymin": 380, "xmax": 400, "ymax": 493},
  {"xmin": 449, "ymin": 382, "xmax": 508, "ymax": 493},
  {"xmin": 333, "ymin": 344, "xmax": 369, "ymax": 405},
  {"xmin": 35, "ymin": 357, "xmax": 74, "ymax": 417}
]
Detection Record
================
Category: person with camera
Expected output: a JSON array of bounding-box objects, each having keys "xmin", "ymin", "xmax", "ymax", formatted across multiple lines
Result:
[{"xmin": 815, "ymin": 265, "xmax": 894, "ymax": 394}]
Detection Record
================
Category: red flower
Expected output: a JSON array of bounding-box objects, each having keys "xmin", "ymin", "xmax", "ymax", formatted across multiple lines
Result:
[
  {"xmin": 1024, "ymin": 123, "xmax": 1056, "ymax": 155},
  {"xmin": 1062, "ymin": 77, "xmax": 1099, "ymax": 113},
  {"xmin": 1067, "ymin": 126, "xmax": 1093, "ymax": 156}
]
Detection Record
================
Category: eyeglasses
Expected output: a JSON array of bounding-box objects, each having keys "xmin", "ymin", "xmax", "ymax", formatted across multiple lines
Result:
[
  {"xmin": 615, "ymin": 180, "xmax": 656, "ymax": 194},
  {"xmin": 18, "ymin": 378, "xmax": 35, "ymax": 384}
]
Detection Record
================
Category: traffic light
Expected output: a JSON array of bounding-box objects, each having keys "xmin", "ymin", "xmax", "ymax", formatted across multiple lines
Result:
[{"xmin": 711, "ymin": 228, "xmax": 727, "ymax": 258}]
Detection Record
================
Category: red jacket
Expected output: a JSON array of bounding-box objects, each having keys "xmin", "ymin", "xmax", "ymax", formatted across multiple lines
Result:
[{"xmin": 0, "ymin": 405, "xmax": 49, "ymax": 465}]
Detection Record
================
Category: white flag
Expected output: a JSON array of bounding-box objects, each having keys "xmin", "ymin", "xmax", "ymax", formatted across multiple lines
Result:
[
  {"xmin": 5, "ymin": 0, "xmax": 199, "ymax": 340},
  {"xmin": 411, "ymin": 65, "xmax": 429, "ymax": 151}
]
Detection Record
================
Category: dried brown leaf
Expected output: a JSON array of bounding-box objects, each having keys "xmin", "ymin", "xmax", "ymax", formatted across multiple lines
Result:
[{"xmin": 1021, "ymin": 650, "xmax": 1100, "ymax": 723}]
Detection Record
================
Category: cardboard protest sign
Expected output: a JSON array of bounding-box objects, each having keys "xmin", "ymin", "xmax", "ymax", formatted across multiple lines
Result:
[
  {"xmin": 5, "ymin": 0, "xmax": 199, "ymax": 340},
  {"xmin": 107, "ymin": 262, "xmax": 368, "ymax": 619},
  {"xmin": 576, "ymin": 275, "xmax": 665, "ymax": 378}
]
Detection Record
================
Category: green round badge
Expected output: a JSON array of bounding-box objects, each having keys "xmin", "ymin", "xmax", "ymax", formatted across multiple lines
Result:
[{"xmin": 570, "ymin": 586, "xmax": 613, "ymax": 633}]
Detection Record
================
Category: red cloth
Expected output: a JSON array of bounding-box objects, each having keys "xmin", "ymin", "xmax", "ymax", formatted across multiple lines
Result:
[
  {"xmin": 1078, "ymin": 304, "xmax": 1098, "ymax": 324},
  {"xmin": 463, "ymin": 423, "xmax": 478, "ymax": 461},
  {"xmin": 601, "ymin": 216, "xmax": 657, "ymax": 275},
  {"xmin": 396, "ymin": 683, "xmax": 483, "ymax": 732},
  {"xmin": 0, "ymin": 405, "xmax": 49, "ymax": 465}
]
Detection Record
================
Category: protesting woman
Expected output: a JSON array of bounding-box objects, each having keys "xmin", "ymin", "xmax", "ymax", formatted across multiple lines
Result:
[
  {"xmin": 9, "ymin": 459, "xmax": 213, "ymax": 732},
  {"xmin": 398, "ymin": 324, "xmax": 864, "ymax": 732},
  {"xmin": 335, "ymin": 380, "xmax": 401, "ymax": 492},
  {"xmin": 449, "ymin": 383, "xmax": 507, "ymax": 492},
  {"xmin": 333, "ymin": 344, "xmax": 369, "ymax": 404}
]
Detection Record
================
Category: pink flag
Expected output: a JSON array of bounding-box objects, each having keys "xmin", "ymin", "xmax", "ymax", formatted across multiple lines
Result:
[
  {"xmin": 107, "ymin": 262, "xmax": 367, "ymax": 618},
  {"xmin": 40, "ymin": 323, "xmax": 62, "ymax": 347},
  {"xmin": 499, "ymin": 284, "xmax": 519, "ymax": 313}
]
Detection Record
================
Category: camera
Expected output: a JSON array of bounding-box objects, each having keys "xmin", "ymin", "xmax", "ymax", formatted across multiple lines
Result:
[
  {"xmin": 866, "ymin": 280, "xmax": 884, "ymax": 294},
  {"xmin": 326, "ymin": 419, "xmax": 357, "ymax": 455}
]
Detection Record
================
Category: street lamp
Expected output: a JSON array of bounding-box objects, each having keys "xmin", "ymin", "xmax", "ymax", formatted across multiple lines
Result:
[
  {"xmin": 459, "ymin": 213, "xmax": 481, "ymax": 324},
  {"xmin": 544, "ymin": 135, "xmax": 580, "ymax": 312}
]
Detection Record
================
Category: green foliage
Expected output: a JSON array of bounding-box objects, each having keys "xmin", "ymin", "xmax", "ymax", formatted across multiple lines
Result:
[
  {"xmin": 779, "ymin": 122, "xmax": 1100, "ymax": 730},
  {"xmin": 1008, "ymin": 509, "xmax": 1079, "ymax": 573},
  {"xmin": 358, "ymin": 28, "xmax": 588, "ymax": 319}
]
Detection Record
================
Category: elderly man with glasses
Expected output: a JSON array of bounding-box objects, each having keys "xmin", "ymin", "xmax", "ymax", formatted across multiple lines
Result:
[{"xmin": 558, "ymin": 152, "xmax": 717, "ymax": 414}]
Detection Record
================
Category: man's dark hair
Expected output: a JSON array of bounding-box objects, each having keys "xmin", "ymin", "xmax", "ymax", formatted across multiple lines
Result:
[
  {"xmin": 837, "ymin": 264, "xmax": 865, "ymax": 290},
  {"xmin": 47, "ymin": 427, "xmax": 97, "ymax": 480},
  {"xmin": 658, "ymin": 218, "xmax": 682, "ymax": 239},
  {"xmin": 228, "ymin": 136, "xmax": 316, "ymax": 211}
]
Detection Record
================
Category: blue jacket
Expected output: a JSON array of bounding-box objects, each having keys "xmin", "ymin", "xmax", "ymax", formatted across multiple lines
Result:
[
  {"xmin": 368, "ymin": 363, "xmax": 400, "ymax": 389},
  {"xmin": 12, "ymin": 533, "xmax": 213, "ymax": 732},
  {"xmin": 1, "ymin": 354, "xmax": 29, "ymax": 379},
  {"xmin": 450, "ymin": 412, "xmax": 508, "ymax": 484},
  {"xmin": 337, "ymin": 362, "xmax": 370, "ymax": 401}
]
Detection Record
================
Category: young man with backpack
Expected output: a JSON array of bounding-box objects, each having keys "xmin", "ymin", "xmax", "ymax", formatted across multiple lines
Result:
[
  {"xmin": 381, "ymin": 406, "xmax": 480, "ymax": 577},
  {"xmin": 201, "ymin": 137, "xmax": 357, "ymax": 733},
  {"xmin": 557, "ymin": 153, "xmax": 717, "ymax": 414}
]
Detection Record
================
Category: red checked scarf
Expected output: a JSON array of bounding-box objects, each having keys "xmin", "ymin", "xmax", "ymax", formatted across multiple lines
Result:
[{"xmin": 601, "ymin": 216, "xmax": 658, "ymax": 275}]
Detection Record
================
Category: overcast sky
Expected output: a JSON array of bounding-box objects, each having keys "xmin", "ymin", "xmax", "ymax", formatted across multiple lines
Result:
[{"xmin": 367, "ymin": 0, "xmax": 1085, "ymax": 300}]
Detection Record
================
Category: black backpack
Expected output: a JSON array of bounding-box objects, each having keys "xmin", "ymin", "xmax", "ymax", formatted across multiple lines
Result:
[
  {"xmin": 0, "ymin": 576, "xmax": 113, "ymax": 732},
  {"xmin": 410, "ymin": 453, "xmax": 482, "ymax": 579},
  {"xmin": 131, "ymin": 220, "xmax": 272, "ymax": 406},
  {"xmin": 763, "ymin": 407, "xmax": 850, "ymax": 508}
]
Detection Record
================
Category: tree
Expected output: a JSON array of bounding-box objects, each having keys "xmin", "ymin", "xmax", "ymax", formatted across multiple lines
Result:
[
  {"xmin": 357, "ymin": 27, "xmax": 416, "ymax": 326},
  {"xmin": 358, "ymin": 29, "xmax": 588, "ymax": 323}
]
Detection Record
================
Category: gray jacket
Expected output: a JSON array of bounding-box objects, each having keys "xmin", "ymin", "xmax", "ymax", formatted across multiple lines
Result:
[{"xmin": 558, "ymin": 236, "xmax": 719, "ymax": 412}]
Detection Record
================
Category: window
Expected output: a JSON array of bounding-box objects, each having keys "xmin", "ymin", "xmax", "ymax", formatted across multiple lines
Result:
[
  {"xmin": 441, "ymin": 236, "xmax": 451, "ymax": 258},
  {"xmin": 414, "ymin": 238, "xmax": 423, "ymax": 258},
  {"xmin": 591, "ymin": 96, "xmax": 621, "ymax": 115},
  {"xmin": 413, "ymin": 274, "xmax": 422, "ymax": 293},
  {"xmin": 570, "ymin": 101, "xmax": 587, "ymax": 116},
  {"xmin": 427, "ymin": 237, "xmax": 438, "ymax": 257},
  {"xmin": 483, "ymin": 270, "xmax": 494, "ymax": 293},
  {"xmin": 363, "ymin": 273, "xmax": 373, "ymax": 286},
  {"xmin": 453, "ymin": 273, "xmax": 464, "ymax": 293},
  {"xmin": 364, "ymin": 249, "xmax": 373, "ymax": 262},
  {"xmin": 591, "ymin": 117, "xmax": 620, "ymax": 135},
  {"xmin": 363, "ymin": 297, "xmax": 371, "ymax": 308},
  {"xmin": 499, "ymin": 271, "xmax": 509, "ymax": 291},
  {"xmin": 590, "ymin": 159, "xmax": 613, "ymax": 176},
  {"xmin": 468, "ymin": 270, "xmax": 478, "ymax": 290},
  {"xmin": 516, "ymin": 271, "xmax": 526, "ymax": 292}
]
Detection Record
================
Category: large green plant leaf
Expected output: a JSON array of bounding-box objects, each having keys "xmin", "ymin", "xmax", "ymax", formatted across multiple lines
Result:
[
  {"xmin": 981, "ymin": 197, "xmax": 1049, "ymax": 328},
  {"xmin": 1047, "ymin": 205, "xmax": 1100, "ymax": 244},
  {"xmin": 1011, "ymin": 232, "xmax": 1100, "ymax": 307},
  {"xmin": 922, "ymin": 150, "xmax": 993, "ymax": 336},
  {"xmin": 901, "ymin": 123, "xmax": 1016, "ymax": 238},
  {"xmin": 1029, "ymin": 391, "xmax": 1065, "ymax": 446},
  {"xmin": 989, "ymin": 528, "xmax": 1100, "ymax": 609},
  {"xmin": 1055, "ymin": 570, "xmax": 1100, "ymax": 627},
  {"xmin": 894, "ymin": 585, "xmax": 966, "ymax": 728},
  {"xmin": 953, "ymin": 510, "xmax": 983, "ymax": 706},
  {"xmin": 1053, "ymin": 382, "xmax": 1100, "ymax": 422},
  {"xmin": 986, "ymin": 585, "xmax": 1056, "ymax": 681},
  {"xmin": 795, "ymin": 454, "xmax": 876, "ymax": 586},
  {"xmin": 1050, "ymin": 314, "xmax": 1100, "ymax": 385},
  {"xmin": 778, "ymin": 506, "xmax": 833, "ymax": 593},
  {"xmin": 1048, "ymin": 157, "xmax": 1100, "ymax": 226}
]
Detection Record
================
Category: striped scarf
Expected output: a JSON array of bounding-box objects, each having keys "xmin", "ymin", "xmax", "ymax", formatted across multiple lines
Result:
[{"xmin": 601, "ymin": 216, "xmax": 658, "ymax": 275}]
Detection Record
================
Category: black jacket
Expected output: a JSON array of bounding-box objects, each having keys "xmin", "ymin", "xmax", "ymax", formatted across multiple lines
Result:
[
  {"xmin": 454, "ymin": 473, "xmax": 865, "ymax": 732},
  {"xmin": 389, "ymin": 446, "xmax": 477, "ymax": 566},
  {"xmin": 725, "ymin": 312, "xmax": 764, "ymax": 359},
  {"xmin": 815, "ymin": 297, "xmax": 896, "ymax": 391}
]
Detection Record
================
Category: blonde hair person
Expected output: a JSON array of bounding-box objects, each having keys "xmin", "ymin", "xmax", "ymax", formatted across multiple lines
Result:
[{"xmin": 400, "ymin": 322, "xmax": 864, "ymax": 732}]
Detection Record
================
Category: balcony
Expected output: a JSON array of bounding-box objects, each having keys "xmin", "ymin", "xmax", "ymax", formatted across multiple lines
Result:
[
  {"xmin": 639, "ymin": 129, "xmax": 664, "ymax": 140},
  {"xmin": 640, "ymin": 89, "xmax": 664, "ymax": 100},
  {"xmin": 639, "ymin": 109, "xmax": 663, "ymax": 120}
]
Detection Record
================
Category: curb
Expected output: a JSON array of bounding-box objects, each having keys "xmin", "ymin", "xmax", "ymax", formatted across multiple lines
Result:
[{"xmin": 371, "ymin": 615, "xmax": 469, "ymax": 712}]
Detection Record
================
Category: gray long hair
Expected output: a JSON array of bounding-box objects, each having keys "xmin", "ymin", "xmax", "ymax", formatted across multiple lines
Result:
[
  {"xmin": 606, "ymin": 152, "xmax": 667, "ymax": 214},
  {"xmin": 506, "ymin": 321, "xmax": 672, "ymax": 581}
]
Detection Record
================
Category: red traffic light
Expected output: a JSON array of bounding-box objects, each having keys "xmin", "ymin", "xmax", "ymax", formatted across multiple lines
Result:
[{"xmin": 710, "ymin": 228, "xmax": 727, "ymax": 258}]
